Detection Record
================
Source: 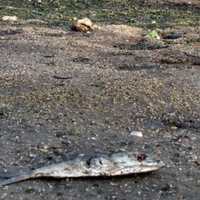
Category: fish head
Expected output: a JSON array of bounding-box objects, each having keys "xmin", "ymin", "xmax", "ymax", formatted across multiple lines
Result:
[
  {"xmin": 138, "ymin": 155, "xmax": 165, "ymax": 173},
  {"xmin": 110, "ymin": 152, "xmax": 164, "ymax": 174}
]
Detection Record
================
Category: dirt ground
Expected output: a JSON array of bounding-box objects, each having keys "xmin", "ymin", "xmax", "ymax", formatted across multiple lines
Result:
[{"xmin": 0, "ymin": 0, "xmax": 200, "ymax": 199}]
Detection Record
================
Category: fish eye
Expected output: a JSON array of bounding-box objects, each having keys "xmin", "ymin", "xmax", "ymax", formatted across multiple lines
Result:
[
  {"xmin": 86, "ymin": 158, "xmax": 91, "ymax": 167},
  {"xmin": 136, "ymin": 153, "xmax": 147, "ymax": 161}
]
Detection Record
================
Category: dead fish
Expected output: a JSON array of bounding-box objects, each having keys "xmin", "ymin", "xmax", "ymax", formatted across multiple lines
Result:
[{"xmin": 0, "ymin": 151, "xmax": 164, "ymax": 186}]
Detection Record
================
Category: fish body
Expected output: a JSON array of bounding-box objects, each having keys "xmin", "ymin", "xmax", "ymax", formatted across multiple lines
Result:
[{"xmin": 0, "ymin": 151, "xmax": 164, "ymax": 186}]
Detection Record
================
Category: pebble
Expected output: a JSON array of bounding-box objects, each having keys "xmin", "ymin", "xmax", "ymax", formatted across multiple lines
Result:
[
  {"xmin": 129, "ymin": 130, "xmax": 143, "ymax": 138},
  {"xmin": 2, "ymin": 16, "xmax": 18, "ymax": 22}
]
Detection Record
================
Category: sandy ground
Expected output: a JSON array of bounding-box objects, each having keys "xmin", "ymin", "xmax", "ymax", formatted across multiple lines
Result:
[{"xmin": 0, "ymin": 1, "xmax": 200, "ymax": 199}]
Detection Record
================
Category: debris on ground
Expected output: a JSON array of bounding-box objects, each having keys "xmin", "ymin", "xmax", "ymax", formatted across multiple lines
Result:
[
  {"xmin": 129, "ymin": 131, "xmax": 143, "ymax": 138},
  {"xmin": 71, "ymin": 18, "xmax": 94, "ymax": 33},
  {"xmin": 2, "ymin": 16, "xmax": 18, "ymax": 22}
]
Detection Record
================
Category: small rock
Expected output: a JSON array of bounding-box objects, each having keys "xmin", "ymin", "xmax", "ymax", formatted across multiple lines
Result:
[
  {"xmin": 91, "ymin": 137, "xmax": 96, "ymax": 140},
  {"xmin": 129, "ymin": 130, "xmax": 143, "ymax": 138},
  {"xmin": 71, "ymin": 18, "xmax": 93, "ymax": 33},
  {"xmin": 2, "ymin": 16, "xmax": 18, "ymax": 22},
  {"xmin": 29, "ymin": 153, "xmax": 36, "ymax": 158}
]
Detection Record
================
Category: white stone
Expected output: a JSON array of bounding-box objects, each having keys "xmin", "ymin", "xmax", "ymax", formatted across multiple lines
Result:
[
  {"xmin": 129, "ymin": 130, "xmax": 143, "ymax": 138},
  {"xmin": 2, "ymin": 16, "xmax": 18, "ymax": 22}
]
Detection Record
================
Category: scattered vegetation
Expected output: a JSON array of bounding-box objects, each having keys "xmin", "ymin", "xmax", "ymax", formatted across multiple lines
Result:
[{"xmin": 0, "ymin": 0, "xmax": 199, "ymax": 28}]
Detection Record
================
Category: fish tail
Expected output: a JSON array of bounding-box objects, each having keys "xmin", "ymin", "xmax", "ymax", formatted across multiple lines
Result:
[{"xmin": 0, "ymin": 173, "xmax": 32, "ymax": 187}]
